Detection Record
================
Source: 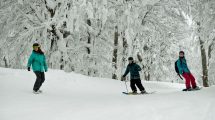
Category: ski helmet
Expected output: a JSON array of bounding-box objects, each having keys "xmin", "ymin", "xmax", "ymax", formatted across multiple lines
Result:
[
  {"xmin": 179, "ymin": 51, "xmax": 184, "ymax": 55},
  {"xmin": 128, "ymin": 57, "xmax": 133, "ymax": 61}
]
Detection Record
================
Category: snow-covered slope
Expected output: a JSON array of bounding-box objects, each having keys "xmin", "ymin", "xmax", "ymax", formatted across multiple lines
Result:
[{"xmin": 0, "ymin": 68, "xmax": 215, "ymax": 120}]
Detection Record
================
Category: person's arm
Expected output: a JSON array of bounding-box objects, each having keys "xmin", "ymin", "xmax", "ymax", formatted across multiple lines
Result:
[
  {"xmin": 136, "ymin": 64, "xmax": 142, "ymax": 71},
  {"xmin": 27, "ymin": 53, "xmax": 34, "ymax": 68},
  {"xmin": 177, "ymin": 60, "xmax": 183, "ymax": 75},
  {"xmin": 123, "ymin": 65, "xmax": 129, "ymax": 77},
  {"xmin": 43, "ymin": 55, "xmax": 48, "ymax": 72}
]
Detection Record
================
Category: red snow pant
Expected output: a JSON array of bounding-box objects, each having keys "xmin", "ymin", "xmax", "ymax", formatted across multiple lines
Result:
[{"xmin": 182, "ymin": 73, "xmax": 197, "ymax": 89}]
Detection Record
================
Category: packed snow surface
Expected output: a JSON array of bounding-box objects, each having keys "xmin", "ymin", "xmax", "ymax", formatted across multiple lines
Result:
[{"xmin": 0, "ymin": 68, "xmax": 215, "ymax": 120}]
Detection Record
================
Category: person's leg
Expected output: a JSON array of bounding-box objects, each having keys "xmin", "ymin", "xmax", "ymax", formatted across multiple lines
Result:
[
  {"xmin": 130, "ymin": 79, "xmax": 137, "ymax": 92},
  {"xmin": 39, "ymin": 72, "xmax": 45, "ymax": 87},
  {"xmin": 188, "ymin": 73, "xmax": 197, "ymax": 88},
  {"xmin": 33, "ymin": 72, "xmax": 42, "ymax": 92},
  {"xmin": 182, "ymin": 73, "xmax": 191, "ymax": 89},
  {"xmin": 135, "ymin": 79, "xmax": 145, "ymax": 91}
]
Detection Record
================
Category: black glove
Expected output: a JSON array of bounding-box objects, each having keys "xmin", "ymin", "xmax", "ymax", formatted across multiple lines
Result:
[
  {"xmin": 121, "ymin": 76, "xmax": 126, "ymax": 81},
  {"xmin": 27, "ymin": 67, "xmax": 30, "ymax": 71}
]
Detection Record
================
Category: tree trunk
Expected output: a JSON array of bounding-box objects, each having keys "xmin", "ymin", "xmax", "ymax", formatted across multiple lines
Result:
[
  {"xmin": 197, "ymin": 21, "xmax": 209, "ymax": 87},
  {"xmin": 86, "ymin": 19, "xmax": 92, "ymax": 75},
  {"xmin": 3, "ymin": 57, "xmax": 8, "ymax": 68},
  {"xmin": 143, "ymin": 43, "xmax": 151, "ymax": 81},
  {"xmin": 199, "ymin": 39, "xmax": 209, "ymax": 87},
  {"xmin": 87, "ymin": 19, "xmax": 91, "ymax": 54},
  {"xmin": 120, "ymin": 31, "xmax": 128, "ymax": 80},
  {"xmin": 112, "ymin": 26, "xmax": 118, "ymax": 79},
  {"xmin": 208, "ymin": 38, "xmax": 214, "ymax": 61},
  {"xmin": 144, "ymin": 60, "xmax": 150, "ymax": 81}
]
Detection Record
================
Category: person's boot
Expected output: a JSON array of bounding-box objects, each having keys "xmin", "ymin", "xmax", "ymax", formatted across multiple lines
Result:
[
  {"xmin": 33, "ymin": 90, "xmax": 40, "ymax": 94},
  {"xmin": 193, "ymin": 86, "xmax": 201, "ymax": 90},
  {"xmin": 182, "ymin": 88, "xmax": 192, "ymax": 91},
  {"xmin": 132, "ymin": 91, "xmax": 137, "ymax": 94},
  {"xmin": 141, "ymin": 90, "xmax": 147, "ymax": 94}
]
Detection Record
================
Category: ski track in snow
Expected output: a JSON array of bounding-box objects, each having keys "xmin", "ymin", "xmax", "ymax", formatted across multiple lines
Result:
[{"xmin": 0, "ymin": 68, "xmax": 215, "ymax": 120}]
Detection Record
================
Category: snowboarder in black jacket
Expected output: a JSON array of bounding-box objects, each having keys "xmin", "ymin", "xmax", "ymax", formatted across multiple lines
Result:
[{"xmin": 122, "ymin": 57, "xmax": 146, "ymax": 94}]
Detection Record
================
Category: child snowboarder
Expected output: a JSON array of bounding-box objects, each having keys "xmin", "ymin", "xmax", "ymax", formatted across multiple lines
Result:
[
  {"xmin": 122, "ymin": 57, "xmax": 146, "ymax": 94},
  {"xmin": 176, "ymin": 51, "xmax": 200, "ymax": 91},
  {"xmin": 27, "ymin": 43, "xmax": 48, "ymax": 94}
]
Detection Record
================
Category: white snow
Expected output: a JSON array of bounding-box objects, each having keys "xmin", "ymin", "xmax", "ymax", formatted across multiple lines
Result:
[{"xmin": 0, "ymin": 67, "xmax": 215, "ymax": 120}]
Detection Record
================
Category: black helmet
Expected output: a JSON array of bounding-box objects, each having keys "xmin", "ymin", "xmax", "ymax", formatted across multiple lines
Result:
[
  {"xmin": 128, "ymin": 57, "xmax": 133, "ymax": 61},
  {"xmin": 179, "ymin": 51, "xmax": 184, "ymax": 55}
]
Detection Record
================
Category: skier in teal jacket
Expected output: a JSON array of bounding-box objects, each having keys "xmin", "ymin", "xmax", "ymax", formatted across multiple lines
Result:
[
  {"xmin": 176, "ymin": 51, "xmax": 200, "ymax": 91},
  {"xmin": 27, "ymin": 43, "xmax": 48, "ymax": 94}
]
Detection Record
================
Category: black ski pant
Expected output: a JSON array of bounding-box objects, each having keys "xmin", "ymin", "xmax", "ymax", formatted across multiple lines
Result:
[
  {"xmin": 130, "ymin": 79, "xmax": 145, "ymax": 92},
  {"xmin": 33, "ymin": 71, "xmax": 45, "ymax": 92}
]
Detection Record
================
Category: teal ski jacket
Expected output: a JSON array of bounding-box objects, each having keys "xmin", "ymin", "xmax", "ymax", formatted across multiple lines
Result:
[
  {"xmin": 176, "ymin": 58, "xmax": 190, "ymax": 75},
  {"xmin": 27, "ymin": 51, "xmax": 48, "ymax": 72}
]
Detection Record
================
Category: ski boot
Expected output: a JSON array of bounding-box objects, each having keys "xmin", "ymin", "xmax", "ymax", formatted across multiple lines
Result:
[
  {"xmin": 182, "ymin": 88, "xmax": 192, "ymax": 91},
  {"xmin": 33, "ymin": 90, "xmax": 40, "ymax": 94},
  {"xmin": 141, "ymin": 90, "xmax": 147, "ymax": 94}
]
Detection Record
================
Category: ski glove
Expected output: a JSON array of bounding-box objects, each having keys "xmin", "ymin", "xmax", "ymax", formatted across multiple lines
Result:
[
  {"xmin": 27, "ymin": 67, "xmax": 30, "ymax": 71},
  {"xmin": 121, "ymin": 76, "xmax": 126, "ymax": 81}
]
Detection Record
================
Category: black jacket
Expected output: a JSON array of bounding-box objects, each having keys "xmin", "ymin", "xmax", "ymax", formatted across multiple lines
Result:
[{"xmin": 123, "ymin": 63, "xmax": 141, "ymax": 79}]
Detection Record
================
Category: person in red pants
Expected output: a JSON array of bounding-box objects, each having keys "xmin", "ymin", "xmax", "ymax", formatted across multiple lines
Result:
[{"xmin": 176, "ymin": 51, "xmax": 200, "ymax": 91}]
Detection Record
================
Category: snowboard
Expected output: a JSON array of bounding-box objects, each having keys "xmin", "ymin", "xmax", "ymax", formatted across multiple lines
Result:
[
  {"xmin": 122, "ymin": 91, "xmax": 156, "ymax": 95},
  {"xmin": 182, "ymin": 87, "xmax": 202, "ymax": 92}
]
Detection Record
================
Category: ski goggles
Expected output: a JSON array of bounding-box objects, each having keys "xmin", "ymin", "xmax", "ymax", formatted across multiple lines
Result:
[{"xmin": 33, "ymin": 45, "xmax": 40, "ymax": 49}]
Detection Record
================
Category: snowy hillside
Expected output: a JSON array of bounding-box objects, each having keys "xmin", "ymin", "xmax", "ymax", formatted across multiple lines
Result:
[
  {"xmin": 1, "ymin": 0, "xmax": 215, "ymax": 85},
  {"xmin": 0, "ymin": 67, "xmax": 215, "ymax": 120}
]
